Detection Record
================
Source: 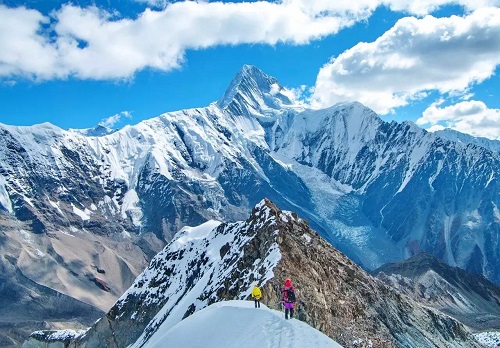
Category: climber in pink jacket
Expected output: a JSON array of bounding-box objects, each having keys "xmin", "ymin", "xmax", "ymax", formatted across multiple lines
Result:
[{"xmin": 281, "ymin": 278, "xmax": 297, "ymax": 319}]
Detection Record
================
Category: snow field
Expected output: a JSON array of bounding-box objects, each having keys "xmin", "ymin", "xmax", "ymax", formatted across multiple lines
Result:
[{"xmin": 141, "ymin": 300, "xmax": 343, "ymax": 348}]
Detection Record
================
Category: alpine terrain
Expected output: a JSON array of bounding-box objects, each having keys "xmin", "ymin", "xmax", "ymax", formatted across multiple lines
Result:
[
  {"xmin": 1, "ymin": 65, "xmax": 499, "ymax": 344},
  {"xmin": 373, "ymin": 252, "xmax": 500, "ymax": 331},
  {"xmin": 23, "ymin": 199, "xmax": 482, "ymax": 348}
]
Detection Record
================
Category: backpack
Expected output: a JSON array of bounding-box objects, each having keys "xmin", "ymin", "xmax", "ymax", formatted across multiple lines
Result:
[{"xmin": 283, "ymin": 288, "xmax": 296, "ymax": 303}]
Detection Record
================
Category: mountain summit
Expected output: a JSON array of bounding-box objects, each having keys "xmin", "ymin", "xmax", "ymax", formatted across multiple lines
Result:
[
  {"xmin": 142, "ymin": 301, "xmax": 341, "ymax": 348},
  {"xmin": 218, "ymin": 64, "xmax": 298, "ymax": 118}
]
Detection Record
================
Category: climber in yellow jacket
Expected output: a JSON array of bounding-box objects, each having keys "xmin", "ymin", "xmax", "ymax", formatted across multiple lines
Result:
[{"xmin": 251, "ymin": 285, "xmax": 262, "ymax": 308}]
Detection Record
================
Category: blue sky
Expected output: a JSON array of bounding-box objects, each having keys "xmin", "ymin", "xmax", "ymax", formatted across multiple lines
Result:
[{"xmin": 0, "ymin": 0, "xmax": 499, "ymax": 139}]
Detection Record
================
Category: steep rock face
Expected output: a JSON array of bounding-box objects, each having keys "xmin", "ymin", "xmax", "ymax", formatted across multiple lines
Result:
[
  {"xmin": 268, "ymin": 101, "xmax": 500, "ymax": 283},
  {"xmin": 373, "ymin": 253, "xmax": 500, "ymax": 331},
  {"xmin": 25, "ymin": 200, "xmax": 481, "ymax": 348}
]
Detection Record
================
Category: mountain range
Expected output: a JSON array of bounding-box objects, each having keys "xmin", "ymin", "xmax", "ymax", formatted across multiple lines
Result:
[
  {"xmin": 1, "ymin": 65, "xmax": 498, "ymax": 282},
  {"xmin": 373, "ymin": 252, "xmax": 500, "ymax": 331},
  {"xmin": 1, "ymin": 64, "xmax": 499, "ymax": 345}
]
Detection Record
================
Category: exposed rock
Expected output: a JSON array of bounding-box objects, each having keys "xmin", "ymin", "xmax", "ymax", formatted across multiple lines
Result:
[{"xmin": 0, "ymin": 214, "xmax": 147, "ymax": 346}]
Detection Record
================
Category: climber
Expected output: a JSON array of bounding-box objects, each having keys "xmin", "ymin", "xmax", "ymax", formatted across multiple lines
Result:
[
  {"xmin": 281, "ymin": 278, "xmax": 296, "ymax": 319},
  {"xmin": 252, "ymin": 285, "xmax": 262, "ymax": 308}
]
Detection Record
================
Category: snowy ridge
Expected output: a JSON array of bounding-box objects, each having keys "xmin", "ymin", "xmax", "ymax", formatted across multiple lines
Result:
[
  {"xmin": 435, "ymin": 128, "xmax": 500, "ymax": 153},
  {"xmin": 69, "ymin": 125, "xmax": 116, "ymax": 137},
  {"xmin": 141, "ymin": 300, "xmax": 342, "ymax": 348},
  {"xmin": 123, "ymin": 203, "xmax": 282, "ymax": 347},
  {"xmin": 65, "ymin": 199, "xmax": 285, "ymax": 348},
  {"xmin": 23, "ymin": 198, "xmax": 484, "ymax": 348},
  {"xmin": 30, "ymin": 329, "xmax": 88, "ymax": 342}
]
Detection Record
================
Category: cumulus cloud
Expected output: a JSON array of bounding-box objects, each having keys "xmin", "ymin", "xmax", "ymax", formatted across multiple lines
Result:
[
  {"xmin": 99, "ymin": 111, "xmax": 132, "ymax": 128},
  {"xmin": 417, "ymin": 100, "xmax": 500, "ymax": 140},
  {"xmin": 311, "ymin": 7, "xmax": 500, "ymax": 114},
  {"xmin": 0, "ymin": 6, "xmax": 59, "ymax": 79},
  {"xmin": 2, "ymin": 0, "xmax": 499, "ymax": 81},
  {"xmin": 0, "ymin": 2, "xmax": 352, "ymax": 80}
]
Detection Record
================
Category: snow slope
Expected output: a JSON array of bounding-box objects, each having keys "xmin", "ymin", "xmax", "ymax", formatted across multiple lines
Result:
[
  {"xmin": 474, "ymin": 332, "xmax": 500, "ymax": 347},
  {"xmin": 141, "ymin": 300, "xmax": 342, "ymax": 348}
]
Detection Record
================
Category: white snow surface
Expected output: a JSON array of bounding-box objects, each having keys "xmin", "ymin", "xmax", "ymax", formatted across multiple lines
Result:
[
  {"xmin": 140, "ymin": 300, "xmax": 342, "ymax": 348},
  {"xmin": 474, "ymin": 332, "xmax": 500, "ymax": 347},
  {"xmin": 32, "ymin": 329, "xmax": 87, "ymax": 341},
  {"xmin": 71, "ymin": 203, "xmax": 90, "ymax": 221}
]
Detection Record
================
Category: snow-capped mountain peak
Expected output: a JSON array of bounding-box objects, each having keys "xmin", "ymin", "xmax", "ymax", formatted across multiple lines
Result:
[
  {"xmin": 70, "ymin": 124, "xmax": 117, "ymax": 137},
  {"xmin": 217, "ymin": 64, "xmax": 300, "ymax": 119}
]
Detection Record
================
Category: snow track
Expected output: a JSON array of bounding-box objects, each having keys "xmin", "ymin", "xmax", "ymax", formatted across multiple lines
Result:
[{"xmin": 140, "ymin": 300, "xmax": 342, "ymax": 348}]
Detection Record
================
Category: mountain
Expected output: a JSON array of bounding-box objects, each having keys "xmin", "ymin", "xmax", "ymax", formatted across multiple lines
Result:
[
  {"xmin": 373, "ymin": 252, "xmax": 500, "ymax": 331},
  {"xmin": 435, "ymin": 129, "xmax": 500, "ymax": 153},
  {"xmin": 0, "ymin": 212, "xmax": 148, "ymax": 347},
  {"xmin": 69, "ymin": 125, "xmax": 117, "ymax": 137},
  {"xmin": 23, "ymin": 200, "xmax": 482, "ymax": 348},
  {"xmin": 1, "ymin": 65, "xmax": 498, "ymax": 282},
  {"xmin": 1, "ymin": 65, "xmax": 499, "ymax": 343}
]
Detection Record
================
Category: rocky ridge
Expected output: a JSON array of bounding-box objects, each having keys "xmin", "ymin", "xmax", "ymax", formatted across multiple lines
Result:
[{"xmin": 24, "ymin": 199, "xmax": 482, "ymax": 348}]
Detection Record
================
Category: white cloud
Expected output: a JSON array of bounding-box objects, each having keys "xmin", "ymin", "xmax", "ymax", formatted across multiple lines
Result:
[
  {"xmin": 0, "ymin": 6, "xmax": 59, "ymax": 79},
  {"xmin": 418, "ymin": 100, "xmax": 500, "ymax": 140},
  {"xmin": 133, "ymin": 0, "xmax": 170, "ymax": 9},
  {"xmin": 311, "ymin": 7, "xmax": 500, "ymax": 114},
  {"xmin": 2, "ymin": 0, "xmax": 499, "ymax": 81},
  {"xmin": 0, "ymin": 2, "xmax": 352, "ymax": 80},
  {"xmin": 383, "ymin": 0, "xmax": 500, "ymax": 15},
  {"xmin": 283, "ymin": 0, "xmax": 500, "ymax": 17},
  {"xmin": 99, "ymin": 111, "xmax": 132, "ymax": 128}
]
